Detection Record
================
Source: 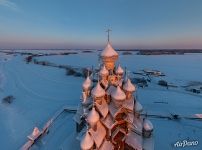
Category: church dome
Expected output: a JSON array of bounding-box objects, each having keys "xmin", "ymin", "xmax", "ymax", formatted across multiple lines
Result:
[
  {"xmin": 123, "ymin": 79, "xmax": 136, "ymax": 92},
  {"xmin": 116, "ymin": 64, "xmax": 124, "ymax": 74},
  {"xmin": 111, "ymin": 86, "xmax": 126, "ymax": 101},
  {"xmin": 82, "ymin": 76, "xmax": 92, "ymax": 90},
  {"xmin": 80, "ymin": 131, "xmax": 94, "ymax": 150},
  {"xmin": 99, "ymin": 65, "xmax": 109, "ymax": 76},
  {"xmin": 87, "ymin": 107, "xmax": 100, "ymax": 126},
  {"xmin": 91, "ymin": 82, "xmax": 105, "ymax": 97},
  {"xmin": 101, "ymin": 42, "xmax": 118, "ymax": 57}
]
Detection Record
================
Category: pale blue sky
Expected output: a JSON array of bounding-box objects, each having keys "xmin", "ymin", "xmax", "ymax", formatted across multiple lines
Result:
[{"xmin": 0, "ymin": 0, "xmax": 202, "ymax": 49}]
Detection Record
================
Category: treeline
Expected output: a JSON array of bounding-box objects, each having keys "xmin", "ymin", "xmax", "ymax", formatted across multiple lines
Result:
[
  {"xmin": 137, "ymin": 49, "xmax": 202, "ymax": 55},
  {"xmin": 25, "ymin": 52, "xmax": 78, "ymax": 63}
]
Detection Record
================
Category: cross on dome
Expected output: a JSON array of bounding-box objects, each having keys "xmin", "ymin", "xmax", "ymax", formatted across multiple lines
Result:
[{"xmin": 106, "ymin": 28, "xmax": 112, "ymax": 42}]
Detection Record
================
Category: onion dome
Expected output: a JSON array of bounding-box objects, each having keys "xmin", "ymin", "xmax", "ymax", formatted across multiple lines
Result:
[
  {"xmin": 135, "ymin": 101, "xmax": 143, "ymax": 113},
  {"xmin": 123, "ymin": 79, "xmax": 136, "ymax": 92},
  {"xmin": 143, "ymin": 119, "xmax": 153, "ymax": 131},
  {"xmin": 80, "ymin": 131, "xmax": 94, "ymax": 150},
  {"xmin": 111, "ymin": 86, "xmax": 126, "ymax": 101},
  {"xmin": 116, "ymin": 64, "xmax": 124, "ymax": 75},
  {"xmin": 99, "ymin": 65, "xmax": 109, "ymax": 76},
  {"xmin": 87, "ymin": 107, "xmax": 100, "ymax": 126},
  {"xmin": 82, "ymin": 76, "xmax": 92, "ymax": 90},
  {"xmin": 101, "ymin": 42, "xmax": 118, "ymax": 57},
  {"xmin": 91, "ymin": 82, "xmax": 105, "ymax": 97}
]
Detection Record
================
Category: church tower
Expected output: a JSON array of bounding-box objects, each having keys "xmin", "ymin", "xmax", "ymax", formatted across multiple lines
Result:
[{"xmin": 100, "ymin": 29, "xmax": 118, "ymax": 71}]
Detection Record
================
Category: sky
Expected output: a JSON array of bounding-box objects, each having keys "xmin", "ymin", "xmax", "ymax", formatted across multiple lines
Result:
[{"xmin": 0, "ymin": 0, "xmax": 202, "ymax": 49}]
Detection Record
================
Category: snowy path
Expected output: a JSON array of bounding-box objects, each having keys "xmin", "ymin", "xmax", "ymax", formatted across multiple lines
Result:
[{"xmin": 0, "ymin": 54, "xmax": 81, "ymax": 150}]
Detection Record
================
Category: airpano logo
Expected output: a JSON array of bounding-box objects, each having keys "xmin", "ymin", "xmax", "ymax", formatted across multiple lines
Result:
[{"xmin": 174, "ymin": 139, "xmax": 198, "ymax": 148}]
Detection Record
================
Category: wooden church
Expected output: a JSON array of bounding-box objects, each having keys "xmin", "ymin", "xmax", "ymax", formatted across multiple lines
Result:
[{"xmin": 74, "ymin": 31, "xmax": 154, "ymax": 150}]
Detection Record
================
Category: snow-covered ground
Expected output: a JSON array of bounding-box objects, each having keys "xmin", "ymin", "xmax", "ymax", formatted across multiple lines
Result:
[{"xmin": 0, "ymin": 50, "xmax": 202, "ymax": 150}]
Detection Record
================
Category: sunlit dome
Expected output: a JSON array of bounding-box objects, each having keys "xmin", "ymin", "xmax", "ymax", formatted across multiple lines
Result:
[
  {"xmin": 100, "ymin": 65, "xmax": 109, "ymax": 76},
  {"xmin": 91, "ymin": 82, "xmax": 105, "ymax": 97},
  {"xmin": 116, "ymin": 64, "xmax": 124, "ymax": 74},
  {"xmin": 101, "ymin": 42, "xmax": 118, "ymax": 57},
  {"xmin": 123, "ymin": 79, "xmax": 136, "ymax": 92},
  {"xmin": 87, "ymin": 107, "xmax": 100, "ymax": 125},
  {"xmin": 111, "ymin": 86, "xmax": 126, "ymax": 101},
  {"xmin": 80, "ymin": 131, "xmax": 94, "ymax": 150},
  {"xmin": 143, "ymin": 119, "xmax": 153, "ymax": 131},
  {"xmin": 82, "ymin": 76, "xmax": 92, "ymax": 90}
]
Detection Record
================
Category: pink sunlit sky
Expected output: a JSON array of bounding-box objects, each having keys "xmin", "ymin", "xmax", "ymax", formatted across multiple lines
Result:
[{"xmin": 0, "ymin": 0, "xmax": 202, "ymax": 49}]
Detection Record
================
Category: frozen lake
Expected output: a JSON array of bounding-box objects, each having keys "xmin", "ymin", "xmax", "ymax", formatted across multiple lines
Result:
[{"xmin": 0, "ymin": 50, "xmax": 202, "ymax": 150}]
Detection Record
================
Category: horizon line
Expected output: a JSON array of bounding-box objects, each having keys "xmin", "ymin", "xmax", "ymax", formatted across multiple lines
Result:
[{"xmin": 1, "ymin": 48, "xmax": 202, "ymax": 51}]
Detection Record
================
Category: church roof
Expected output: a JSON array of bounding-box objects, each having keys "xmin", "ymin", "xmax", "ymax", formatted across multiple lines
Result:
[
  {"xmin": 82, "ymin": 76, "xmax": 92, "ymax": 90},
  {"xmin": 123, "ymin": 78, "xmax": 136, "ymax": 92},
  {"xmin": 100, "ymin": 139, "xmax": 114, "ymax": 150},
  {"xmin": 99, "ymin": 65, "xmax": 109, "ymax": 76},
  {"xmin": 91, "ymin": 82, "xmax": 105, "ymax": 97},
  {"xmin": 80, "ymin": 131, "xmax": 94, "ymax": 150},
  {"xmin": 101, "ymin": 113, "xmax": 114, "ymax": 129},
  {"xmin": 95, "ymin": 100, "xmax": 109, "ymax": 118},
  {"xmin": 101, "ymin": 42, "xmax": 118, "ymax": 57},
  {"xmin": 89, "ymin": 121, "xmax": 107, "ymax": 148},
  {"xmin": 100, "ymin": 80, "xmax": 109, "ymax": 89},
  {"xmin": 118, "ymin": 79, "xmax": 124, "ymax": 87},
  {"xmin": 125, "ymin": 130, "xmax": 143, "ymax": 150},
  {"xmin": 109, "ymin": 102, "xmax": 127, "ymax": 118},
  {"xmin": 111, "ymin": 86, "xmax": 126, "ymax": 101},
  {"xmin": 108, "ymin": 102, "xmax": 119, "ymax": 117},
  {"xmin": 122, "ymin": 97, "xmax": 134, "ymax": 112},
  {"xmin": 87, "ymin": 107, "xmax": 100, "ymax": 125},
  {"xmin": 126, "ymin": 112, "xmax": 134, "ymax": 123},
  {"xmin": 106, "ymin": 85, "xmax": 116, "ymax": 95},
  {"xmin": 116, "ymin": 64, "xmax": 124, "ymax": 74},
  {"xmin": 131, "ymin": 117, "xmax": 143, "ymax": 134}
]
